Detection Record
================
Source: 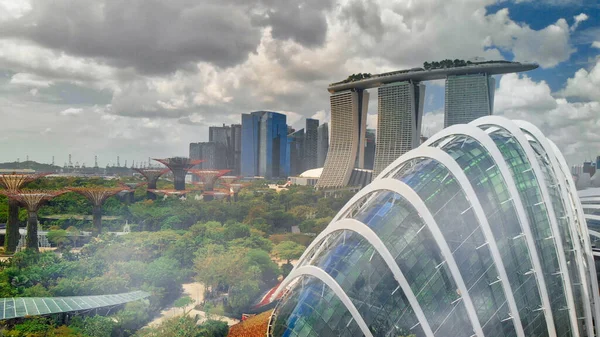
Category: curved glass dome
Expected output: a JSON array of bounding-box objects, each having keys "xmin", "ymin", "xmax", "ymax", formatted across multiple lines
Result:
[{"xmin": 267, "ymin": 116, "xmax": 599, "ymax": 337}]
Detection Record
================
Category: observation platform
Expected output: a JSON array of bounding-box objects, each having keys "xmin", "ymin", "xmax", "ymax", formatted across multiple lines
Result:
[
  {"xmin": 0, "ymin": 290, "xmax": 149, "ymax": 320},
  {"xmin": 327, "ymin": 61, "xmax": 538, "ymax": 93}
]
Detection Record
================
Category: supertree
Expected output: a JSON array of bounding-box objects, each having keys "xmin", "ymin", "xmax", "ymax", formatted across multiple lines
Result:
[
  {"xmin": 69, "ymin": 187, "xmax": 128, "ymax": 236},
  {"xmin": 154, "ymin": 157, "xmax": 203, "ymax": 191},
  {"xmin": 0, "ymin": 190, "xmax": 65, "ymax": 252},
  {"xmin": 119, "ymin": 182, "xmax": 147, "ymax": 204},
  {"xmin": 189, "ymin": 170, "xmax": 231, "ymax": 192},
  {"xmin": 202, "ymin": 191, "xmax": 228, "ymax": 201},
  {"xmin": 218, "ymin": 176, "xmax": 244, "ymax": 202},
  {"xmin": 0, "ymin": 173, "xmax": 49, "ymax": 253},
  {"xmin": 147, "ymin": 189, "xmax": 188, "ymax": 200},
  {"xmin": 228, "ymin": 183, "xmax": 246, "ymax": 202},
  {"xmin": 133, "ymin": 168, "xmax": 170, "ymax": 200}
]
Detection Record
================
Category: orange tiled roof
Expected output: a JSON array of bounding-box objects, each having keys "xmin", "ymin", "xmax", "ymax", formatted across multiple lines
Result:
[{"xmin": 227, "ymin": 309, "xmax": 273, "ymax": 337}]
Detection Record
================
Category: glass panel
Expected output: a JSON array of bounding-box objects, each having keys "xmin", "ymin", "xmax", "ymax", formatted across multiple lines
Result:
[
  {"xmin": 393, "ymin": 158, "xmax": 516, "ymax": 337},
  {"xmin": 271, "ymin": 276, "xmax": 363, "ymax": 337},
  {"xmin": 436, "ymin": 135, "xmax": 548, "ymax": 337},
  {"xmin": 485, "ymin": 126, "xmax": 574, "ymax": 337}
]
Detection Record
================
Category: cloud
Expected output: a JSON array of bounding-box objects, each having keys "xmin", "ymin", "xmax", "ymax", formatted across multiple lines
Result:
[
  {"xmin": 59, "ymin": 107, "xmax": 83, "ymax": 116},
  {"xmin": 340, "ymin": 0, "xmax": 384, "ymax": 39},
  {"xmin": 0, "ymin": 0, "xmax": 591, "ymax": 163},
  {"xmin": 593, "ymin": 41, "xmax": 600, "ymax": 49},
  {"xmin": 561, "ymin": 58, "xmax": 600, "ymax": 101},
  {"xmin": 495, "ymin": 70, "xmax": 600, "ymax": 164},
  {"xmin": 9, "ymin": 72, "xmax": 52, "ymax": 87},
  {"xmin": 571, "ymin": 13, "xmax": 589, "ymax": 32}
]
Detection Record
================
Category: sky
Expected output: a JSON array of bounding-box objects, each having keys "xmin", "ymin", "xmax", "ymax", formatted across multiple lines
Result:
[{"xmin": 0, "ymin": 0, "xmax": 599, "ymax": 167}]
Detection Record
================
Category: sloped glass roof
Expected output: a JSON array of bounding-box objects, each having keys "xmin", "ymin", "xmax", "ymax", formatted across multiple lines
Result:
[{"xmin": 0, "ymin": 290, "xmax": 149, "ymax": 320}]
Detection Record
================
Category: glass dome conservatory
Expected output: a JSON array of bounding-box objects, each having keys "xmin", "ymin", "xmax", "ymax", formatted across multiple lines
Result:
[{"xmin": 267, "ymin": 116, "xmax": 599, "ymax": 337}]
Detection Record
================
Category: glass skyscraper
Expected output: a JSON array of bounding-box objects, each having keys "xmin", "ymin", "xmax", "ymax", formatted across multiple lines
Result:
[
  {"xmin": 304, "ymin": 118, "xmax": 319, "ymax": 171},
  {"xmin": 241, "ymin": 111, "xmax": 289, "ymax": 179},
  {"xmin": 267, "ymin": 116, "xmax": 600, "ymax": 337},
  {"xmin": 317, "ymin": 123, "xmax": 329, "ymax": 168}
]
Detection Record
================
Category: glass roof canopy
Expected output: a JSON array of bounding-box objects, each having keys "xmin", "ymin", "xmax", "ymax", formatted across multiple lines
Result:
[{"xmin": 0, "ymin": 290, "xmax": 149, "ymax": 320}]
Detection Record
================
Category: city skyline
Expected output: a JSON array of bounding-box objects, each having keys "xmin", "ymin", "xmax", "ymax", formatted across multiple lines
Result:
[{"xmin": 0, "ymin": 1, "xmax": 599, "ymax": 166}]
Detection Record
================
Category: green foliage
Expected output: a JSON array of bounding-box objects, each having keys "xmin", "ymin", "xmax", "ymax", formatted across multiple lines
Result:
[
  {"xmin": 196, "ymin": 320, "xmax": 229, "ymax": 337},
  {"xmin": 272, "ymin": 241, "xmax": 306, "ymax": 263},
  {"xmin": 0, "ymin": 176, "xmax": 354, "ymax": 335},
  {"xmin": 70, "ymin": 315, "xmax": 115, "ymax": 337},
  {"xmin": 135, "ymin": 316, "xmax": 228, "ymax": 337},
  {"xmin": 47, "ymin": 230, "xmax": 70, "ymax": 248}
]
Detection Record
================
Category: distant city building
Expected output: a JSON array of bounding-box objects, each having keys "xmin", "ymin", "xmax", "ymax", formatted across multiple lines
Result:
[
  {"xmin": 364, "ymin": 128, "xmax": 376, "ymax": 170},
  {"xmin": 583, "ymin": 161, "xmax": 596, "ymax": 177},
  {"xmin": 316, "ymin": 89, "xmax": 369, "ymax": 189},
  {"xmin": 373, "ymin": 81, "xmax": 425, "ymax": 177},
  {"xmin": 289, "ymin": 168, "xmax": 322, "ymax": 187},
  {"xmin": 208, "ymin": 124, "xmax": 242, "ymax": 175},
  {"xmin": 317, "ymin": 123, "xmax": 329, "ymax": 168},
  {"xmin": 241, "ymin": 111, "xmax": 289, "ymax": 179},
  {"xmin": 288, "ymin": 129, "xmax": 305, "ymax": 177},
  {"xmin": 304, "ymin": 118, "xmax": 319, "ymax": 170},
  {"xmin": 189, "ymin": 142, "xmax": 226, "ymax": 182},
  {"xmin": 444, "ymin": 73, "xmax": 495, "ymax": 127}
]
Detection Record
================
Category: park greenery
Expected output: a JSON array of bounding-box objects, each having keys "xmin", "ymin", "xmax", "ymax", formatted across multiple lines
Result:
[{"xmin": 0, "ymin": 176, "xmax": 353, "ymax": 336}]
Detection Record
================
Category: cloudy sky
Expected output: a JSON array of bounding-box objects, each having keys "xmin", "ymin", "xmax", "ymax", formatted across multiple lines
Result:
[{"xmin": 0, "ymin": 0, "xmax": 598, "ymax": 167}]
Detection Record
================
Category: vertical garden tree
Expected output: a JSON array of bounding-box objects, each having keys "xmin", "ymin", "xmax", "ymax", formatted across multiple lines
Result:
[
  {"xmin": 1, "ymin": 190, "xmax": 65, "ymax": 252},
  {"xmin": 0, "ymin": 173, "xmax": 48, "ymax": 253},
  {"xmin": 69, "ymin": 187, "xmax": 127, "ymax": 236}
]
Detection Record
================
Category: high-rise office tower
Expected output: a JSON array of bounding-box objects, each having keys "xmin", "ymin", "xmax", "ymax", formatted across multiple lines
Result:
[
  {"xmin": 241, "ymin": 111, "xmax": 289, "ymax": 179},
  {"xmin": 209, "ymin": 124, "xmax": 242, "ymax": 175},
  {"xmin": 231, "ymin": 124, "xmax": 242, "ymax": 175},
  {"xmin": 444, "ymin": 73, "xmax": 495, "ymax": 127},
  {"xmin": 288, "ymin": 129, "xmax": 305, "ymax": 176},
  {"xmin": 364, "ymin": 128, "xmax": 376, "ymax": 170},
  {"xmin": 373, "ymin": 81, "xmax": 425, "ymax": 177},
  {"xmin": 189, "ymin": 142, "xmax": 225, "ymax": 182},
  {"xmin": 316, "ymin": 89, "xmax": 369, "ymax": 189},
  {"xmin": 304, "ymin": 118, "xmax": 319, "ymax": 170},
  {"xmin": 317, "ymin": 123, "xmax": 329, "ymax": 168}
]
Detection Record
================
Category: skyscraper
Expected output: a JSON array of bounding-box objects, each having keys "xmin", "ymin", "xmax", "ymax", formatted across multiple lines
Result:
[
  {"xmin": 373, "ymin": 81, "xmax": 425, "ymax": 177},
  {"xmin": 304, "ymin": 118, "xmax": 319, "ymax": 170},
  {"xmin": 241, "ymin": 111, "xmax": 289, "ymax": 179},
  {"xmin": 189, "ymin": 142, "xmax": 225, "ymax": 182},
  {"xmin": 444, "ymin": 73, "xmax": 495, "ymax": 127},
  {"xmin": 231, "ymin": 124, "xmax": 242, "ymax": 175},
  {"xmin": 316, "ymin": 89, "xmax": 368, "ymax": 189},
  {"xmin": 288, "ymin": 129, "xmax": 305, "ymax": 176},
  {"xmin": 317, "ymin": 122, "xmax": 329, "ymax": 168},
  {"xmin": 363, "ymin": 128, "xmax": 376, "ymax": 170},
  {"xmin": 208, "ymin": 124, "xmax": 242, "ymax": 175}
]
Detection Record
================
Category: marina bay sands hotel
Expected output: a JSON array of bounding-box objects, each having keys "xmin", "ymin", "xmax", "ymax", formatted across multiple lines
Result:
[{"xmin": 315, "ymin": 61, "xmax": 538, "ymax": 189}]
